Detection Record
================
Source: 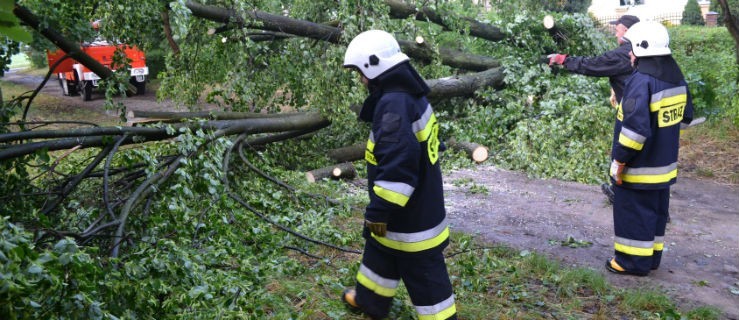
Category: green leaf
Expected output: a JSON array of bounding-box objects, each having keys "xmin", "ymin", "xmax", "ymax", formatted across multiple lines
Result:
[
  {"xmin": 0, "ymin": 25, "xmax": 32, "ymax": 43},
  {"xmin": 0, "ymin": 0, "xmax": 12, "ymax": 11},
  {"xmin": 27, "ymin": 264, "xmax": 42, "ymax": 274}
]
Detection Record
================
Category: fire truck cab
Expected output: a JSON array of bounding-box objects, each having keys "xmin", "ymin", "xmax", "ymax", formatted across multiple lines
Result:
[{"xmin": 46, "ymin": 23, "xmax": 148, "ymax": 101}]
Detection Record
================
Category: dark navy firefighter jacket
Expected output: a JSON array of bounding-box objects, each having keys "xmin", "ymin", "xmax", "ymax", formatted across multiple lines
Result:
[
  {"xmin": 610, "ymin": 56, "xmax": 694, "ymax": 190},
  {"xmin": 359, "ymin": 62, "xmax": 449, "ymax": 257}
]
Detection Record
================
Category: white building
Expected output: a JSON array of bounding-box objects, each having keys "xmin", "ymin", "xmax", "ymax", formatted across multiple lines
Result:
[{"xmin": 588, "ymin": 0, "xmax": 713, "ymax": 25}]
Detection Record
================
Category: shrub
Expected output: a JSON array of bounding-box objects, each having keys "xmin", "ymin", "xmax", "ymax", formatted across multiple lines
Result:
[
  {"xmin": 681, "ymin": 0, "xmax": 705, "ymax": 26},
  {"xmin": 669, "ymin": 25, "xmax": 739, "ymax": 123}
]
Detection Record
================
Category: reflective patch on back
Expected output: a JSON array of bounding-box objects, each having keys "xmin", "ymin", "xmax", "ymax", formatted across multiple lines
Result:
[{"xmin": 658, "ymin": 103, "xmax": 685, "ymax": 127}]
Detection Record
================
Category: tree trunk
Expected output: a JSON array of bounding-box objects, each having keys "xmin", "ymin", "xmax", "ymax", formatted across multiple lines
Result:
[
  {"xmin": 717, "ymin": 0, "xmax": 739, "ymax": 67},
  {"xmin": 328, "ymin": 143, "xmax": 366, "ymax": 163},
  {"xmin": 129, "ymin": 110, "xmax": 308, "ymax": 121},
  {"xmin": 0, "ymin": 113, "xmax": 330, "ymax": 161},
  {"xmin": 306, "ymin": 162, "xmax": 356, "ymax": 182},
  {"xmin": 398, "ymin": 40, "xmax": 500, "ymax": 71},
  {"xmin": 184, "ymin": 1, "xmax": 502, "ymax": 72},
  {"xmin": 185, "ymin": 1, "xmax": 342, "ymax": 43},
  {"xmin": 426, "ymin": 67, "xmax": 506, "ymax": 100},
  {"xmin": 447, "ymin": 139, "xmax": 489, "ymax": 163},
  {"xmin": 384, "ymin": 0, "xmax": 505, "ymax": 42}
]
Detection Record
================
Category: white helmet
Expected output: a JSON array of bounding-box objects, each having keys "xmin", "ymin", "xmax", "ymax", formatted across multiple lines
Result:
[
  {"xmin": 623, "ymin": 21, "xmax": 671, "ymax": 57},
  {"xmin": 343, "ymin": 30, "xmax": 409, "ymax": 80}
]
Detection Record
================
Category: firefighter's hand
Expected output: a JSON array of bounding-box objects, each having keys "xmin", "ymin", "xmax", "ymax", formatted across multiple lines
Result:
[
  {"xmin": 609, "ymin": 89, "xmax": 617, "ymax": 109},
  {"xmin": 610, "ymin": 160, "xmax": 625, "ymax": 185},
  {"xmin": 547, "ymin": 53, "xmax": 567, "ymax": 66},
  {"xmin": 365, "ymin": 220, "xmax": 387, "ymax": 237}
]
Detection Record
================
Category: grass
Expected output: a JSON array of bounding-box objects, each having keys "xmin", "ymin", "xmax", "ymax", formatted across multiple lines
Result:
[
  {"xmin": 288, "ymin": 232, "xmax": 720, "ymax": 319},
  {"xmin": 679, "ymin": 119, "xmax": 739, "ymax": 185},
  {"xmin": 1, "ymin": 76, "xmax": 122, "ymax": 129}
]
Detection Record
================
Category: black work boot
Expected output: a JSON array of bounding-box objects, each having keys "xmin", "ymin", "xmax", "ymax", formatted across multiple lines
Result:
[{"xmin": 600, "ymin": 183, "xmax": 615, "ymax": 205}]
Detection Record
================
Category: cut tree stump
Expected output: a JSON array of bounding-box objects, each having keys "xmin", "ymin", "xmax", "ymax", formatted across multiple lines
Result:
[
  {"xmin": 447, "ymin": 139, "xmax": 488, "ymax": 163},
  {"xmin": 306, "ymin": 162, "xmax": 356, "ymax": 183}
]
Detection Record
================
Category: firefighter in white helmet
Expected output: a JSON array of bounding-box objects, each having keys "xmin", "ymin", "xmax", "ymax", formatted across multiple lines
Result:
[
  {"xmin": 340, "ymin": 30, "xmax": 457, "ymax": 319},
  {"xmin": 605, "ymin": 21, "xmax": 694, "ymax": 276}
]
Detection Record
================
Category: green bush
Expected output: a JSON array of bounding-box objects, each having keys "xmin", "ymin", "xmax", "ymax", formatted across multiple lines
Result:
[
  {"xmin": 669, "ymin": 25, "xmax": 739, "ymax": 124},
  {"xmin": 681, "ymin": 0, "xmax": 705, "ymax": 26}
]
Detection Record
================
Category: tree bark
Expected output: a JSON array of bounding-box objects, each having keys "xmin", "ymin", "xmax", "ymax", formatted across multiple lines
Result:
[
  {"xmin": 426, "ymin": 67, "xmax": 506, "ymax": 100},
  {"xmin": 0, "ymin": 113, "xmax": 330, "ymax": 161},
  {"xmin": 328, "ymin": 142, "xmax": 366, "ymax": 163},
  {"xmin": 161, "ymin": 6, "xmax": 181, "ymax": 56},
  {"xmin": 185, "ymin": 1, "xmax": 342, "ymax": 43},
  {"xmin": 130, "ymin": 110, "xmax": 307, "ymax": 121},
  {"xmin": 184, "ymin": 1, "xmax": 502, "ymax": 72},
  {"xmin": 306, "ymin": 162, "xmax": 356, "ymax": 182},
  {"xmin": 447, "ymin": 139, "xmax": 489, "ymax": 163},
  {"xmin": 717, "ymin": 0, "xmax": 739, "ymax": 66},
  {"xmin": 398, "ymin": 40, "xmax": 500, "ymax": 71},
  {"xmin": 384, "ymin": 0, "xmax": 505, "ymax": 42}
]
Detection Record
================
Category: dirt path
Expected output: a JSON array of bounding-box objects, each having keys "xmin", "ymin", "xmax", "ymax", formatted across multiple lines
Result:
[
  {"xmin": 2, "ymin": 69, "xmax": 189, "ymax": 114},
  {"xmin": 4, "ymin": 69, "xmax": 739, "ymax": 318},
  {"xmin": 444, "ymin": 166, "xmax": 739, "ymax": 319}
]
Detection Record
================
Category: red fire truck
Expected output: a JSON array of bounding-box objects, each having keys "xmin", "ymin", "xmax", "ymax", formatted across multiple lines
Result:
[{"xmin": 46, "ymin": 32, "xmax": 148, "ymax": 101}]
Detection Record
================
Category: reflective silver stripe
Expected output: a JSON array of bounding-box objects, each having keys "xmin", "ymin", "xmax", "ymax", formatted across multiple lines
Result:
[
  {"xmin": 620, "ymin": 126, "xmax": 646, "ymax": 144},
  {"xmin": 624, "ymin": 162, "xmax": 678, "ymax": 175},
  {"xmin": 654, "ymin": 236, "xmax": 664, "ymax": 243},
  {"xmin": 411, "ymin": 104, "xmax": 433, "ymax": 136},
  {"xmin": 651, "ymin": 86, "xmax": 687, "ymax": 103},
  {"xmin": 368, "ymin": 131, "xmax": 375, "ymax": 143},
  {"xmin": 416, "ymin": 294, "xmax": 455, "ymax": 315},
  {"xmin": 384, "ymin": 218, "xmax": 448, "ymax": 243},
  {"xmin": 614, "ymin": 236, "xmax": 653, "ymax": 249},
  {"xmin": 374, "ymin": 180, "xmax": 414, "ymax": 198},
  {"xmin": 359, "ymin": 264, "xmax": 399, "ymax": 289}
]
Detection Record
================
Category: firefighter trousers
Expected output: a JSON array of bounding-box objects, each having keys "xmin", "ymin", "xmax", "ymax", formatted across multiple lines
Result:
[
  {"xmin": 612, "ymin": 185, "xmax": 669, "ymax": 275},
  {"xmin": 354, "ymin": 242, "xmax": 457, "ymax": 320}
]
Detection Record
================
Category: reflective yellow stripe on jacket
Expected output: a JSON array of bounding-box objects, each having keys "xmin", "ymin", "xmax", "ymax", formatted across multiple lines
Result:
[
  {"xmin": 371, "ymin": 219, "xmax": 449, "ymax": 253},
  {"xmin": 622, "ymin": 162, "xmax": 678, "ymax": 184},
  {"xmin": 650, "ymin": 87, "xmax": 687, "ymax": 128},
  {"xmin": 618, "ymin": 126, "xmax": 647, "ymax": 151},
  {"xmin": 373, "ymin": 180, "xmax": 414, "ymax": 207}
]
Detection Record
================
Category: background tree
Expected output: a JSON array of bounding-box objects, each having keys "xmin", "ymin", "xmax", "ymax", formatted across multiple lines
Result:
[
  {"xmin": 682, "ymin": 0, "xmax": 706, "ymax": 25},
  {"xmin": 493, "ymin": 0, "xmax": 592, "ymax": 13},
  {"xmin": 714, "ymin": 0, "xmax": 739, "ymax": 65}
]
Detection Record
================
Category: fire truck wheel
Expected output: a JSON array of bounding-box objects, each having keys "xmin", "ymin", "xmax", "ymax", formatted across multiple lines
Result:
[
  {"xmin": 68, "ymin": 80, "xmax": 79, "ymax": 96},
  {"xmin": 130, "ymin": 78, "xmax": 146, "ymax": 95},
  {"xmin": 80, "ymin": 81, "xmax": 92, "ymax": 101}
]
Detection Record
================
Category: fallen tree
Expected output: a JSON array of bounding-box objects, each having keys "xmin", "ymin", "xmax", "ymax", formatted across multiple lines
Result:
[
  {"xmin": 0, "ymin": 112, "xmax": 330, "ymax": 161},
  {"xmin": 185, "ymin": 0, "xmax": 504, "ymax": 72},
  {"xmin": 384, "ymin": 0, "xmax": 505, "ymax": 42}
]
